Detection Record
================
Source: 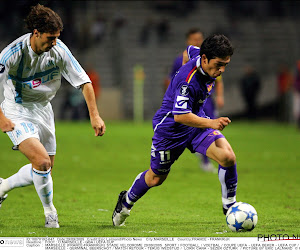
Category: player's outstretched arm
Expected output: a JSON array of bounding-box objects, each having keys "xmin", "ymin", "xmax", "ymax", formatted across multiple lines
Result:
[
  {"xmin": 174, "ymin": 113, "xmax": 231, "ymax": 131},
  {"xmin": 0, "ymin": 108, "xmax": 15, "ymax": 133},
  {"xmin": 81, "ymin": 82, "xmax": 106, "ymax": 136}
]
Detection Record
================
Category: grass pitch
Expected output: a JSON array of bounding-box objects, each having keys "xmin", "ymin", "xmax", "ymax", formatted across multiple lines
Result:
[{"xmin": 0, "ymin": 120, "xmax": 299, "ymax": 237}]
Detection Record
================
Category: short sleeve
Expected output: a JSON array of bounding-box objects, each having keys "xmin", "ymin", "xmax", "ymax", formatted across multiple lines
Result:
[
  {"xmin": 187, "ymin": 45, "xmax": 200, "ymax": 61},
  {"xmin": 57, "ymin": 40, "xmax": 91, "ymax": 89},
  {"xmin": 0, "ymin": 43, "xmax": 20, "ymax": 86}
]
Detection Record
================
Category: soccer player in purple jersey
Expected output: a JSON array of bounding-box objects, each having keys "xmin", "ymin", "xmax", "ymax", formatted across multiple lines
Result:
[
  {"xmin": 168, "ymin": 28, "xmax": 225, "ymax": 173},
  {"xmin": 112, "ymin": 34, "xmax": 237, "ymax": 226}
]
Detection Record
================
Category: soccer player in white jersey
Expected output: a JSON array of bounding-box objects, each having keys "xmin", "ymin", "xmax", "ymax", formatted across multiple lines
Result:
[{"xmin": 0, "ymin": 4, "xmax": 106, "ymax": 228}]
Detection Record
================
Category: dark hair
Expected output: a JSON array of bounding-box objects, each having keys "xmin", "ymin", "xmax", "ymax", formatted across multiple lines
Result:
[
  {"xmin": 185, "ymin": 28, "xmax": 203, "ymax": 39},
  {"xmin": 25, "ymin": 4, "xmax": 63, "ymax": 34},
  {"xmin": 200, "ymin": 34, "xmax": 234, "ymax": 61}
]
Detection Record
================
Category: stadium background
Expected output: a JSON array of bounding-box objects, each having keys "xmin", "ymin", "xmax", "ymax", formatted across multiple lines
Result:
[
  {"xmin": 0, "ymin": 0, "xmax": 300, "ymax": 238},
  {"xmin": 0, "ymin": 0, "xmax": 300, "ymax": 122}
]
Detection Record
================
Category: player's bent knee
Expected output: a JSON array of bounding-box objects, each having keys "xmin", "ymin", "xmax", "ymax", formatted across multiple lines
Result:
[
  {"xmin": 34, "ymin": 157, "xmax": 52, "ymax": 171},
  {"xmin": 221, "ymin": 151, "xmax": 236, "ymax": 167}
]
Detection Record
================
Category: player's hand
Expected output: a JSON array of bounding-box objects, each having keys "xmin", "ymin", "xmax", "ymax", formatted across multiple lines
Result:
[
  {"xmin": 90, "ymin": 115, "xmax": 106, "ymax": 136},
  {"xmin": 0, "ymin": 117, "xmax": 15, "ymax": 133},
  {"xmin": 211, "ymin": 117, "xmax": 231, "ymax": 131}
]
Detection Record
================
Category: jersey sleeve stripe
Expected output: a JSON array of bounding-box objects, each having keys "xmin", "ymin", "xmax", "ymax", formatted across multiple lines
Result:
[
  {"xmin": 56, "ymin": 41, "xmax": 81, "ymax": 73},
  {"xmin": 187, "ymin": 69, "xmax": 197, "ymax": 83},
  {"xmin": 185, "ymin": 66, "xmax": 197, "ymax": 82},
  {"xmin": 172, "ymin": 111, "xmax": 191, "ymax": 115},
  {"xmin": 0, "ymin": 43, "xmax": 21, "ymax": 64},
  {"xmin": 0, "ymin": 42, "xmax": 23, "ymax": 65}
]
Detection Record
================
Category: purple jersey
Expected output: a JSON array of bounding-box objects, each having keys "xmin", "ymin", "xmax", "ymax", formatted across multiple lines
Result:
[
  {"xmin": 169, "ymin": 46, "xmax": 217, "ymax": 120},
  {"xmin": 187, "ymin": 45, "xmax": 218, "ymax": 118},
  {"xmin": 153, "ymin": 45, "xmax": 216, "ymax": 142}
]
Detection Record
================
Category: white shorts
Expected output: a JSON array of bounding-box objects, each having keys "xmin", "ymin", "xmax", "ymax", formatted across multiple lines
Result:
[{"xmin": 1, "ymin": 100, "xmax": 56, "ymax": 155}]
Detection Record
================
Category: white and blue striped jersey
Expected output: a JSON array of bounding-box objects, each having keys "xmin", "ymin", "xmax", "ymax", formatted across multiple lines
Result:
[{"xmin": 0, "ymin": 33, "xmax": 90, "ymax": 105}]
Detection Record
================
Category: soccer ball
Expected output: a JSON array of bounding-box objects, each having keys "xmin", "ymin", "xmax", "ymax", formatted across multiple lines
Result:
[{"xmin": 226, "ymin": 202, "xmax": 258, "ymax": 232}]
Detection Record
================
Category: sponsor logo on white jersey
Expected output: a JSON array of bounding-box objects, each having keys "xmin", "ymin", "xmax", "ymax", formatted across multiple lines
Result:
[
  {"xmin": 32, "ymin": 79, "xmax": 42, "ymax": 88},
  {"xmin": 21, "ymin": 69, "xmax": 59, "ymax": 89}
]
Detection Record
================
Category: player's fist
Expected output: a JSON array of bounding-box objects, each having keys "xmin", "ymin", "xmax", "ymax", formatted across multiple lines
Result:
[
  {"xmin": 0, "ymin": 117, "xmax": 15, "ymax": 133},
  {"xmin": 90, "ymin": 115, "xmax": 106, "ymax": 137},
  {"xmin": 211, "ymin": 117, "xmax": 231, "ymax": 131}
]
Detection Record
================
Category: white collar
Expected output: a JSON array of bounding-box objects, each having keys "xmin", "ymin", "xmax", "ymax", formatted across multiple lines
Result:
[{"xmin": 197, "ymin": 57, "xmax": 207, "ymax": 76}]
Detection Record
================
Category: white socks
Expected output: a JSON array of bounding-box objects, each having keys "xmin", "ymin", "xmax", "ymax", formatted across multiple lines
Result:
[
  {"xmin": 1, "ymin": 164, "xmax": 56, "ymax": 215},
  {"xmin": 32, "ymin": 168, "xmax": 56, "ymax": 215},
  {"xmin": 0, "ymin": 164, "xmax": 33, "ymax": 196}
]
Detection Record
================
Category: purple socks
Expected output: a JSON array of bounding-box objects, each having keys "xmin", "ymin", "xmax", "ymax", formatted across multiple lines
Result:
[
  {"xmin": 122, "ymin": 170, "xmax": 150, "ymax": 209},
  {"xmin": 218, "ymin": 164, "xmax": 238, "ymax": 209}
]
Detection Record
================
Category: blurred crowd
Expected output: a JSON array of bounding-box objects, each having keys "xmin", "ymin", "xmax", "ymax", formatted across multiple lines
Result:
[
  {"xmin": 277, "ymin": 60, "xmax": 300, "ymax": 127},
  {"xmin": 239, "ymin": 61, "xmax": 300, "ymax": 126},
  {"xmin": 5, "ymin": 0, "xmax": 299, "ymax": 51}
]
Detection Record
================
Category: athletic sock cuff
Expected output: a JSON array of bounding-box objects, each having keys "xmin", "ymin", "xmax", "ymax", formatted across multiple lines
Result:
[
  {"xmin": 122, "ymin": 200, "xmax": 133, "ymax": 209},
  {"xmin": 33, "ymin": 168, "xmax": 51, "ymax": 176},
  {"xmin": 218, "ymin": 163, "xmax": 236, "ymax": 172}
]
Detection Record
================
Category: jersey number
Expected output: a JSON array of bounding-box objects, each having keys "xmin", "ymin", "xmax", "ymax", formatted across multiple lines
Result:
[{"xmin": 159, "ymin": 150, "xmax": 170, "ymax": 162}]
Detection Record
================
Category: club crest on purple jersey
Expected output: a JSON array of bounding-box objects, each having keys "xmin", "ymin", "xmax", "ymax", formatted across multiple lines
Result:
[
  {"xmin": 180, "ymin": 85, "xmax": 189, "ymax": 96},
  {"xmin": 207, "ymin": 83, "xmax": 213, "ymax": 93}
]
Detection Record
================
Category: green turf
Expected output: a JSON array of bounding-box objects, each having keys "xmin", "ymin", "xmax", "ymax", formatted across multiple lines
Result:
[{"xmin": 0, "ymin": 120, "xmax": 299, "ymax": 237}]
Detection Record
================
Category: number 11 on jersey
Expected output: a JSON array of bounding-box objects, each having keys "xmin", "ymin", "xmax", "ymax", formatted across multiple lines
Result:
[{"xmin": 159, "ymin": 150, "xmax": 170, "ymax": 162}]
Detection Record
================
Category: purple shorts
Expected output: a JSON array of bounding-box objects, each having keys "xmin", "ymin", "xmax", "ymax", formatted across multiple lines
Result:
[{"xmin": 150, "ymin": 128, "xmax": 225, "ymax": 175}]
